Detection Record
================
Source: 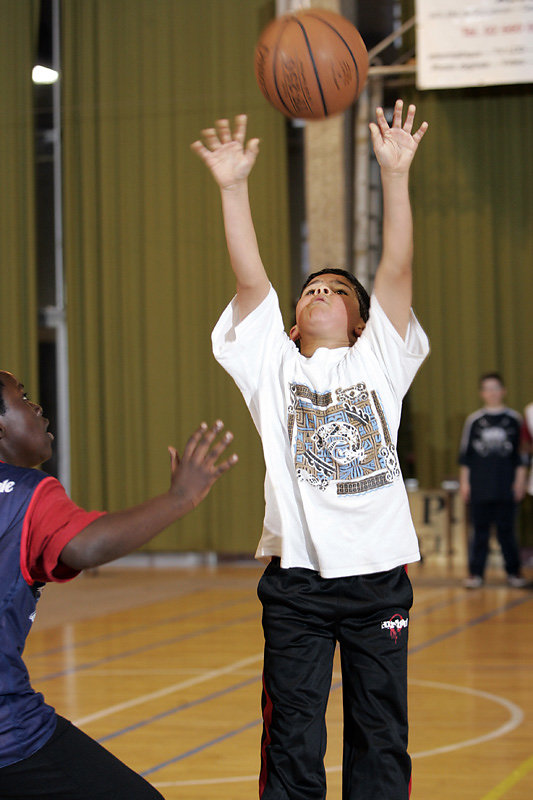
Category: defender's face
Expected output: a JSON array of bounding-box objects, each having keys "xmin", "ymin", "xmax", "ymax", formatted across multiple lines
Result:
[
  {"xmin": 293, "ymin": 274, "xmax": 365, "ymax": 345},
  {"xmin": 0, "ymin": 371, "xmax": 53, "ymax": 467}
]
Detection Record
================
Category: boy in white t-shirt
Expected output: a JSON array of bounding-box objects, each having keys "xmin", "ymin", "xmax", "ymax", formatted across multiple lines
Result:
[{"xmin": 192, "ymin": 100, "xmax": 428, "ymax": 800}]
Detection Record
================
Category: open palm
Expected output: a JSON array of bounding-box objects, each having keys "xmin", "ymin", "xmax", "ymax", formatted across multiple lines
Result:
[
  {"xmin": 370, "ymin": 99, "xmax": 428, "ymax": 172},
  {"xmin": 191, "ymin": 114, "xmax": 259, "ymax": 189}
]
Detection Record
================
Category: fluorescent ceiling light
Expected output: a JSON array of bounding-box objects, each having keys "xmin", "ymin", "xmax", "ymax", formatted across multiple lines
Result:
[{"xmin": 32, "ymin": 65, "xmax": 59, "ymax": 84}]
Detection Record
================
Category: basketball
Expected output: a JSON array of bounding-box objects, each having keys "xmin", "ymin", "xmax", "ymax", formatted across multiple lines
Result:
[{"xmin": 254, "ymin": 8, "xmax": 369, "ymax": 120}]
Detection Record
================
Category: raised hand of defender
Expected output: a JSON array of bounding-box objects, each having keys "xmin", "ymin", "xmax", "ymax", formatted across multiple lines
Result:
[
  {"xmin": 369, "ymin": 99, "xmax": 428, "ymax": 173},
  {"xmin": 191, "ymin": 115, "xmax": 260, "ymax": 189},
  {"xmin": 168, "ymin": 421, "xmax": 238, "ymax": 511}
]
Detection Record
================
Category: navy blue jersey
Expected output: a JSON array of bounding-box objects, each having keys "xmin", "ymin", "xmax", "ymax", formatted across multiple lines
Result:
[
  {"xmin": 459, "ymin": 408, "xmax": 523, "ymax": 503},
  {"xmin": 0, "ymin": 462, "xmax": 57, "ymax": 767}
]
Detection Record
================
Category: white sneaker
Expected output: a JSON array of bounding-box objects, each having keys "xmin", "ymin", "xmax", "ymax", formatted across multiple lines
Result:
[
  {"xmin": 507, "ymin": 575, "xmax": 529, "ymax": 589},
  {"xmin": 463, "ymin": 575, "xmax": 483, "ymax": 589}
]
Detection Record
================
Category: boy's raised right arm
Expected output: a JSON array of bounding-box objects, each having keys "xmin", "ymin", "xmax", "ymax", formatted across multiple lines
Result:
[{"xmin": 192, "ymin": 115, "xmax": 270, "ymax": 319}]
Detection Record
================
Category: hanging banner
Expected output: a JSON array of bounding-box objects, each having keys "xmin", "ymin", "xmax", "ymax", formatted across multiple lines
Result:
[{"xmin": 415, "ymin": 0, "xmax": 533, "ymax": 90}]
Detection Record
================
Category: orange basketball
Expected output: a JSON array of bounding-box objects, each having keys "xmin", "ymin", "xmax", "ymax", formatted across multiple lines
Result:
[{"xmin": 254, "ymin": 9, "xmax": 368, "ymax": 120}]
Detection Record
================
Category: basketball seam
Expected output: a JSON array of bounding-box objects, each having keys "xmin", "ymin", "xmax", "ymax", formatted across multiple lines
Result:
[
  {"xmin": 304, "ymin": 11, "xmax": 363, "ymax": 98},
  {"xmin": 293, "ymin": 18, "xmax": 328, "ymax": 116},
  {"xmin": 272, "ymin": 18, "xmax": 300, "ymax": 117}
]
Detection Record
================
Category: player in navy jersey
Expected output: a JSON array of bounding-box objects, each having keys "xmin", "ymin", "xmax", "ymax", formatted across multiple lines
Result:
[
  {"xmin": 459, "ymin": 372, "xmax": 528, "ymax": 589},
  {"xmin": 0, "ymin": 369, "xmax": 237, "ymax": 799}
]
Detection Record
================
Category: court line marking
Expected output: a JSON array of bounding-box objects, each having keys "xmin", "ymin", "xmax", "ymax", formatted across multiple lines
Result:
[
  {"xmin": 410, "ymin": 594, "xmax": 532, "ymax": 655},
  {"xmin": 480, "ymin": 753, "xmax": 533, "ymax": 799},
  {"xmin": 65, "ymin": 588, "xmax": 532, "ymax": 778},
  {"xmin": 71, "ymin": 594, "xmax": 529, "ymax": 732},
  {"xmin": 73, "ymin": 652, "xmax": 264, "ymax": 726},
  {"xmin": 149, "ymin": 679, "xmax": 524, "ymax": 786},
  {"xmin": 98, "ymin": 675, "xmax": 260, "ymax": 743},
  {"xmin": 97, "ymin": 670, "xmax": 341, "ymax": 743},
  {"xmin": 35, "ymin": 611, "xmax": 258, "ymax": 682},
  {"xmin": 412, "ymin": 590, "xmax": 467, "ymax": 618},
  {"xmin": 29, "ymin": 588, "xmax": 450, "ymax": 659},
  {"xmin": 143, "ymin": 719, "xmax": 261, "ymax": 777},
  {"xmin": 152, "ymin": 760, "xmax": 379, "ymax": 787},
  {"xmin": 34, "ymin": 589, "xmax": 471, "ymax": 682},
  {"xmin": 408, "ymin": 679, "xmax": 524, "ymax": 758},
  {"xmin": 29, "ymin": 594, "xmax": 252, "ymax": 658},
  {"xmin": 75, "ymin": 594, "xmax": 530, "ymax": 732},
  {"xmin": 155, "ymin": 774, "xmax": 258, "ymax": 787}
]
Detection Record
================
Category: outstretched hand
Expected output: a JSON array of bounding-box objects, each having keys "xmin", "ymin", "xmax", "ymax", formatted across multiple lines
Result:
[
  {"xmin": 191, "ymin": 115, "xmax": 260, "ymax": 189},
  {"xmin": 168, "ymin": 421, "xmax": 238, "ymax": 512},
  {"xmin": 369, "ymin": 99, "xmax": 428, "ymax": 173}
]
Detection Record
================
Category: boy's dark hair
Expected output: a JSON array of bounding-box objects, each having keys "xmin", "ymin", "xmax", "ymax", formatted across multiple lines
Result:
[
  {"xmin": 300, "ymin": 268, "xmax": 370, "ymax": 322},
  {"xmin": 0, "ymin": 378, "xmax": 5, "ymax": 415},
  {"xmin": 479, "ymin": 372, "xmax": 505, "ymax": 388}
]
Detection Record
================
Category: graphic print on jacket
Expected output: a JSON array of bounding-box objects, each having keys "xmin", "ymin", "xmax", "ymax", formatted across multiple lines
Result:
[{"xmin": 288, "ymin": 381, "xmax": 400, "ymax": 494}]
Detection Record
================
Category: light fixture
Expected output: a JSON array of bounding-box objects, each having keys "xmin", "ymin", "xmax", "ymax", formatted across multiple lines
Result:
[{"xmin": 32, "ymin": 65, "xmax": 59, "ymax": 84}]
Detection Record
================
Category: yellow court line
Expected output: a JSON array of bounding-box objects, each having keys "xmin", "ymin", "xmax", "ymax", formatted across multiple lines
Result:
[{"xmin": 481, "ymin": 754, "xmax": 533, "ymax": 800}]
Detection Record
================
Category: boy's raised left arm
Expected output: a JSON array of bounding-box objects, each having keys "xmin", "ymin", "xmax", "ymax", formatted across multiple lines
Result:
[{"xmin": 370, "ymin": 99, "xmax": 428, "ymax": 338}]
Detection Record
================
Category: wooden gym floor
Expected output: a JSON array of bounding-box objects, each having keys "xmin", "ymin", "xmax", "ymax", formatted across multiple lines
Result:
[{"xmin": 28, "ymin": 559, "xmax": 533, "ymax": 800}]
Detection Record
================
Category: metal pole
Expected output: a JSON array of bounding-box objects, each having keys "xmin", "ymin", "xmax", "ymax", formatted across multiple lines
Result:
[
  {"xmin": 353, "ymin": 86, "xmax": 370, "ymax": 286},
  {"xmin": 51, "ymin": 0, "xmax": 70, "ymax": 492}
]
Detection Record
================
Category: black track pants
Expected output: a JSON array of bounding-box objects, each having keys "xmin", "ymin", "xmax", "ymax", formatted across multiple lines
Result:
[
  {"xmin": 0, "ymin": 715, "xmax": 164, "ymax": 800},
  {"xmin": 258, "ymin": 560, "xmax": 413, "ymax": 800}
]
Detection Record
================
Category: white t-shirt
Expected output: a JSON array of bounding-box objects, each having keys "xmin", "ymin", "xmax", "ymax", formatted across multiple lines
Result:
[{"xmin": 212, "ymin": 286, "xmax": 430, "ymax": 578}]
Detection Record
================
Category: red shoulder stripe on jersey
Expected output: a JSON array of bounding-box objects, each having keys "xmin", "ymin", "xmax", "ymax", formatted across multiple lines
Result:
[{"xmin": 20, "ymin": 476, "xmax": 57, "ymax": 585}]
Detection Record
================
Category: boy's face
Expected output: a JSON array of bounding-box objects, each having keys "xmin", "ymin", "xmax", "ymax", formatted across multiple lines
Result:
[
  {"xmin": 479, "ymin": 378, "xmax": 506, "ymax": 409},
  {"xmin": 290, "ymin": 273, "xmax": 365, "ymax": 348},
  {"xmin": 0, "ymin": 371, "xmax": 53, "ymax": 468}
]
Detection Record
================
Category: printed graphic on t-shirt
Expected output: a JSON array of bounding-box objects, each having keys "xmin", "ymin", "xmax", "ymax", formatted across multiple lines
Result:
[
  {"xmin": 287, "ymin": 381, "xmax": 400, "ymax": 494},
  {"xmin": 472, "ymin": 418, "xmax": 513, "ymax": 457}
]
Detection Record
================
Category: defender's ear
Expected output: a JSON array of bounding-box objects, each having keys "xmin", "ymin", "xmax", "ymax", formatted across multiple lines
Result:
[
  {"xmin": 289, "ymin": 324, "xmax": 300, "ymax": 342},
  {"xmin": 0, "ymin": 420, "xmax": 5, "ymax": 440}
]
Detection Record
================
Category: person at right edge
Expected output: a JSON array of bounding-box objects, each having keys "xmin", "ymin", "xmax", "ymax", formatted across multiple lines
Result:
[
  {"xmin": 192, "ymin": 99, "xmax": 428, "ymax": 799},
  {"xmin": 459, "ymin": 372, "xmax": 529, "ymax": 589}
]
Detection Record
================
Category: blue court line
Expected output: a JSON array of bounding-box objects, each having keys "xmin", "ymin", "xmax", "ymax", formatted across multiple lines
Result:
[
  {"xmin": 135, "ymin": 681, "xmax": 352, "ymax": 777},
  {"xmin": 413, "ymin": 591, "xmax": 468, "ymax": 618},
  {"xmin": 86, "ymin": 591, "xmax": 498, "ymax": 751},
  {"xmin": 410, "ymin": 593, "xmax": 532, "ymax": 655},
  {"xmin": 137, "ymin": 676, "xmax": 382, "ymax": 777},
  {"xmin": 96, "ymin": 592, "xmax": 471, "ymax": 746},
  {"xmin": 98, "ymin": 675, "xmax": 260, "ymax": 743},
  {"xmin": 141, "ymin": 718, "xmax": 262, "ymax": 776},
  {"xmin": 32, "ymin": 585, "xmax": 446, "ymax": 662},
  {"xmin": 137, "ymin": 593, "xmax": 533, "ymax": 777},
  {"xmin": 33, "ymin": 612, "xmax": 258, "ymax": 682},
  {"xmin": 30, "ymin": 594, "xmax": 250, "ymax": 658}
]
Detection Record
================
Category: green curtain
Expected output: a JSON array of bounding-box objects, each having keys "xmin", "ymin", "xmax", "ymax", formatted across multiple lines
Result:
[
  {"xmin": 61, "ymin": 0, "xmax": 291, "ymax": 551},
  {"xmin": 406, "ymin": 87, "xmax": 533, "ymax": 487},
  {"xmin": 0, "ymin": 0, "xmax": 39, "ymax": 391}
]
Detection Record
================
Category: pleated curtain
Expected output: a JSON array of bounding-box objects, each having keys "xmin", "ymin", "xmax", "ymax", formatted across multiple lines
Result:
[
  {"xmin": 5, "ymin": 1, "xmax": 531, "ymax": 550},
  {"xmin": 61, "ymin": 0, "xmax": 291, "ymax": 551},
  {"xmin": 406, "ymin": 87, "xmax": 533, "ymax": 487},
  {"xmin": 0, "ymin": 0, "xmax": 40, "ymax": 392}
]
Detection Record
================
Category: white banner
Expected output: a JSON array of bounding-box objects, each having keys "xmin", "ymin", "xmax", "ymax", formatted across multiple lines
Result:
[{"xmin": 415, "ymin": 0, "xmax": 533, "ymax": 90}]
